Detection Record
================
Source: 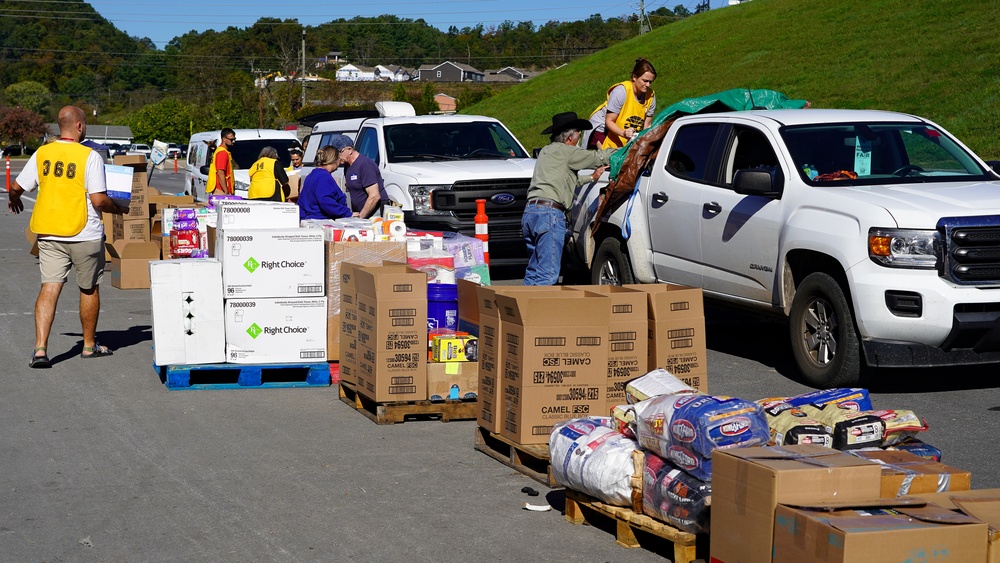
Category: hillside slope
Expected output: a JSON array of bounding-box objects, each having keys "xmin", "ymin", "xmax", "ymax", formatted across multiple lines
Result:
[{"xmin": 470, "ymin": 0, "xmax": 1000, "ymax": 157}]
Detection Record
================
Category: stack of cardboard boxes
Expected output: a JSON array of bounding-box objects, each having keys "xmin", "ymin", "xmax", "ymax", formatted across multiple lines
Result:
[
  {"xmin": 215, "ymin": 201, "xmax": 327, "ymax": 364},
  {"xmin": 711, "ymin": 444, "xmax": 989, "ymax": 563},
  {"xmin": 104, "ymin": 155, "xmax": 198, "ymax": 289},
  {"xmin": 474, "ymin": 283, "xmax": 709, "ymax": 445}
]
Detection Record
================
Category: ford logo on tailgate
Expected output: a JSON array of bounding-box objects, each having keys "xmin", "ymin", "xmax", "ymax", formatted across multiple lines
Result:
[{"xmin": 490, "ymin": 193, "xmax": 516, "ymax": 205}]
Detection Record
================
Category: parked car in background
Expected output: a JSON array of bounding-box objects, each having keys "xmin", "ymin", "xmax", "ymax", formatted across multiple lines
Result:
[
  {"xmin": 128, "ymin": 144, "xmax": 152, "ymax": 157},
  {"xmin": 166, "ymin": 144, "xmax": 183, "ymax": 158},
  {"xmin": 2, "ymin": 145, "xmax": 33, "ymax": 157}
]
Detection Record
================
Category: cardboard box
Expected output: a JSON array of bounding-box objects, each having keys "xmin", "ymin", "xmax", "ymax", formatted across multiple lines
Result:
[
  {"xmin": 146, "ymin": 191, "xmax": 195, "ymax": 219},
  {"xmin": 338, "ymin": 261, "xmax": 410, "ymax": 386},
  {"xmin": 495, "ymin": 290, "xmax": 610, "ymax": 444},
  {"xmin": 112, "ymin": 214, "xmax": 150, "ymax": 242},
  {"xmin": 218, "ymin": 228, "xmax": 325, "ymax": 298},
  {"xmin": 224, "ymin": 297, "xmax": 327, "ymax": 364},
  {"xmin": 456, "ymin": 279, "xmax": 481, "ymax": 336},
  {"xmin": 107, "ymin": 240, "xmax": 160, "ymax": 289},
  {"xmin": 353, "ymin": 264, "xmax": 428, "ymax": 402},
  {"xmin": 773, "ymin": 499, "xmax": 987, "ymax": 563},
  {"xmin": 850, "ymin": 450, "xmax": 972, "ymax": 497},
  {"xmin": 567, "ymin": 285, "xmax": 648, "ymax": 411},
  {"xmin": 325, "ymin": 241, "xmax": 407, "ymax": 361},
  {"xmin": 915, "ymin": 489, "xmax": 1000, "ymax": 563},
  {"xmin": 215, "ymin": 200, "xmax": 300, "ymax": 230},
  {"xmin": 474, "ymin": 286, "xmax": 577, "ymax": 434},
  {"xmin": 428, "ymin": 361, "xmax": 478, "ymax": 401},
  {"xmin": 710, "ymin": 444, "xmax": 884, "ymax": 563},
  {"xmin": 150, "ymin": 259, "xmax": 226, "ymax": 365},
  {"xmin": 105, "ymin": 164, "xmax": 134, "ymax": 209},
  {"xmin": 625, "ymin": 284, "xmax": 708, "ymax": 392}
]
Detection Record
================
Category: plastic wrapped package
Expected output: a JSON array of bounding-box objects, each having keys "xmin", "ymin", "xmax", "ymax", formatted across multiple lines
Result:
[
  {"xmin": 441, "ymin": 232, "xmax": 485, "ymax": 267},
  {"xmin": 783, "ymin": 387, "xmax": 873, "ymax": 411},
  {"xmin": 801, "ymin": 403, "xmax": 886, "ymax": 450},
  {"xmin": 886, "ymin": 438, "xmax": 942, "ymax": 462},
  {"xmin": 549, "ymin": 417, "xmax": 640, "ymax": 506},
  {"xmin": 611, "ymin": 404, "xmax": 637, "ymax": 439},
  {"xmin": 625, "ymin": 368, "xmax": 698, "ymax": 404},
  {"xmin": 868, "ymin": 409, "xmax": 929, "ymax": 446},
  {"xmin": 634, "ymin": 394, "xmax": 769, "ymax": 481},
  {"xmin": 408, "ymin": 250, "xmax": 456, "ymax": 284},
  {"xmin": 760, "ymin": 401, "xmax": 833, "ymax": 447},
  {"xmin": 643, "ymin": 451, "xmax": 711, "ymax": 534}
]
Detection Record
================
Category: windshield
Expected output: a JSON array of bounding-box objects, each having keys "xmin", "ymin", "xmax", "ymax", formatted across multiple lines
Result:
[
  {"xmin": 383, "ymin": 121, "xmax": 528, "ymax": 163},
  {"xmin": 780, "ymin": 122, "xmax": 992, "ymax": 185},
  {"xmin": 230, "ymin": 139, "xmax": 298, "ymax": 169}
]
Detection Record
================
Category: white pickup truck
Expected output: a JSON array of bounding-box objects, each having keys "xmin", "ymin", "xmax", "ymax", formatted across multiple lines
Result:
[
  {"xmin": 569, "ymin": 108, "xmax": 1000, "ymax": 387},
  {"xmin": 339, "ymin": 103, "xmax": 536, "ymax": 266}
]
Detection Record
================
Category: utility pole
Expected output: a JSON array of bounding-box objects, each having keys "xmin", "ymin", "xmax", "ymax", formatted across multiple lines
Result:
[
  {"xmin": 301, "ymin": 28, "xmax": 307, "ymax": 109},
  {"xmin": 639, "ymin": 0, "xmax": 651, "ymax": 34}
]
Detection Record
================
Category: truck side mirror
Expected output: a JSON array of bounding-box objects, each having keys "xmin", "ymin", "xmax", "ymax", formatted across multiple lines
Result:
[
  {"xmin": 200, "ymin": 165, "xmax": 210, "ymax": 175},
  {"xmin": 733, "ymin": 168, "xmax": 783, "ymax": 198},
  {"xmin": 985, "ymin": 160, "xmax": 1000, "ymax": 174},
  {"xmin": 532, "ymin": 148, "xmax": 542, "ymax": 159}
]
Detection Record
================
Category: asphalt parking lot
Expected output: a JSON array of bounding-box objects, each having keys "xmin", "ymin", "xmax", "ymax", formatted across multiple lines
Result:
[{"xmin": 2, "ymin": 163, "xmax": 999, "ymax": 562}]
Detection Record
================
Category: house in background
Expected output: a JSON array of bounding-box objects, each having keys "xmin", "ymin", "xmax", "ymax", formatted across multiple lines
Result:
[
  {"xmin": 336, "ymin": 64, "xmax": 377, "ymax": 81},
  {"xmin": 414, "ymin": 61, "xmax": 485, "ymax": 82},
  {"xmin": 375, "ymin": 64, "xmax": 412, "ymax": 82},
  {"xmin": 485, "ymin": 67, "xmax": 538, "ymax": 83},
  {"xmin": 433, "ymin": 93, "xmax": 457, "ymax": 113}
]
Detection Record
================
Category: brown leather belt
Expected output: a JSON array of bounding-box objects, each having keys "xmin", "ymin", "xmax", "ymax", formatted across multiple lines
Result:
[{"xmin": 526, "ymin": 198, "xmax": 566, "ymax": 212}]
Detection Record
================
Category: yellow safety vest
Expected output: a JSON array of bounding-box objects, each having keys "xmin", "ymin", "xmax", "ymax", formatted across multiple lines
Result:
[
  {"xmin": 248, "ymin": 157, "xmax": 284, "ymax": 202},
  {"xmin": 206, "ymin": 144, "xmax": 234, "ymax": 195},
  {"xmin": 601, "ymin": 80, "xmax": 656, "ymax": 149},
  {"xmin": 30, "ymin": 142, "xmax": 92, "ymax": 237}
]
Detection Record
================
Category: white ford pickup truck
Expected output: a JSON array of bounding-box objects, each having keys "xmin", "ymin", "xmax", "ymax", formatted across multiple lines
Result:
[{"xmin": 568, "ymin": 108, "xmax": 1000, "ymax": 387}]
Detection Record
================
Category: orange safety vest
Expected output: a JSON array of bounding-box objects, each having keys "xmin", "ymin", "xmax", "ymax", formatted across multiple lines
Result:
[
  {"xmin": 30, "ymin": 142, "xmax": 92, "ymax": 237},
  {"xmin": 206, "ymin": 144, "xmax": 234, "ymax": 195},
  {"xmin": 601, "ymin": 80, "xmax": 656, "ymax": 149}
]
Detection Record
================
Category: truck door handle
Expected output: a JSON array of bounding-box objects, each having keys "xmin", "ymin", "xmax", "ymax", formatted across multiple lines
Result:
[
  {"xmin": 704, "ymin": 201, "xmax": 722, "ymax": 215},
  {"xmin": 652, "ymin": 192, "xmax": 668, "ymax": 204}
]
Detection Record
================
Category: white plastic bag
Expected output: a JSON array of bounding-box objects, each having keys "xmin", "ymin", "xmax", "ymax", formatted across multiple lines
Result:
[{"xmin": 549, "ymin": 417, "xmax": 639, "ymax": 506}]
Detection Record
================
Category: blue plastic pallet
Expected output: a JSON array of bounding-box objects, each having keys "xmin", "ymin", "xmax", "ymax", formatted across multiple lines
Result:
[{"xmin": 155, "ymin": 361, "xmax": 331, "ymax": 390}]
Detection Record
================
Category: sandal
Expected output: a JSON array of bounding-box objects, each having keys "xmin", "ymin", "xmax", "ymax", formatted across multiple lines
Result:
[
  {"xmin": 81, "ymin": 342, "xmax": 113, "ymax": 359},
  {"xmin": 29, "ymin": 347, "xmax": 51, "ymax": 369}
]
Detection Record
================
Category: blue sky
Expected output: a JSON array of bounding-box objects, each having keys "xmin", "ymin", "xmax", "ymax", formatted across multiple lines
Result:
[{"xmin": 85, "ymin": 0, "xmax": 733, "ymax": 49}]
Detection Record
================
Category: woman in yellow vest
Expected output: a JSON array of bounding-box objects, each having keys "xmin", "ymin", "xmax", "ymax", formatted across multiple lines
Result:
[
  {"xmin": 248, "ymin": 146, "xmax": 290, "ymax": 202},
  {"xmin": 588, "ymin": 58, "xmax": 658, "ymax": 149}
]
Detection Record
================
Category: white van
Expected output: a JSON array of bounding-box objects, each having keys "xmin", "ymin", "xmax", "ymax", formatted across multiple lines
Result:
[{"xmin": 185, "ymin": 129, "xmax": 300, "ymax": 201}]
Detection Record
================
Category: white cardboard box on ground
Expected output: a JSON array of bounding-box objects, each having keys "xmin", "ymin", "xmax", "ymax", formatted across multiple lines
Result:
[
  {"xmin": 224, "ymin": 297, "xmax": 328, "ymax": 364},
  {"xmin": 149, "ymin": 259, "xmax": 226, "ymax": 365},
  {"xmin": 218, "ymin": 228, "xmax": 325, "ymax": 298},
  {"xmin": 215, "ymin": 200, "xmax": 300, "ymax": 230}
]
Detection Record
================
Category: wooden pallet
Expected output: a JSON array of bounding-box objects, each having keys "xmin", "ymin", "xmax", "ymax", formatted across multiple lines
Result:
[
  {"xmin": 564, "ymin": 489, "xmax": 705, "ymax": 563},
  {"xmin": 473, "ymin": 426, "xmax": 556, "ymax": 487},
  {"xmin": 338, "ymin": 381, "xmax": 477, "ymax": 424},
  {"xmin": 156, "ymin": 361, "xmax": 331, "ymax": 390}
]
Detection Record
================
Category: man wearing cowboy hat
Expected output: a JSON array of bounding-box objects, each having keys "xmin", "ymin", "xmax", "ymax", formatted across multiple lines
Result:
[{"xmin": 522, "ymin": 111, "xmax": 617, "ymax": 285}]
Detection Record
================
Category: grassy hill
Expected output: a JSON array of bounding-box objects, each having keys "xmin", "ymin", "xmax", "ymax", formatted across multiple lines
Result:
[{"xmin": 469, "ymin": 0, "xmax": 1000, "ymax": 158}]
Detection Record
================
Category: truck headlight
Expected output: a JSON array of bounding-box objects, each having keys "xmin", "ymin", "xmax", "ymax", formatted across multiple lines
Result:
[
  {"xmin": 868, "ymin": 228, "xmax": 939, "ymax": 269},
  {"xmin": 408, "ymin": 184, "xmax": 451, "ymax": 215}
]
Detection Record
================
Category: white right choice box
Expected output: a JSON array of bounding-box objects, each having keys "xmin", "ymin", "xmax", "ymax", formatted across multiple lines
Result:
[
  {"xmin": 215, "ymin": 200, "xmax": 300, "ymax": 230},
  {"xmin": 225, "ymin": 297, "xmax": 327, "ymax": 363},
  {"xmin": 219, "ymin": 228, "xmax": 325, "ymax": 298}
]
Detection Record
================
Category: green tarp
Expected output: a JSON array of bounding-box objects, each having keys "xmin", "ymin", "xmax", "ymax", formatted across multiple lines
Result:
[{"xmin": 608, "ymin": 88, "xmax": 809, "ymax": 177}]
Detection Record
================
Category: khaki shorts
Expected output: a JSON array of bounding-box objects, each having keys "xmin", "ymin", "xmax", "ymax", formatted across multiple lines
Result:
[{"xmin": 38, "ymin": 238, "xmax": 105, "ymax": 289}]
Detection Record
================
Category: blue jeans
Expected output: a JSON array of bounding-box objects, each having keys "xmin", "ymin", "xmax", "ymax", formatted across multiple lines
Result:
[{"xmin": 522, "ymin": 204, "xmax": 567, "ymax": 285}]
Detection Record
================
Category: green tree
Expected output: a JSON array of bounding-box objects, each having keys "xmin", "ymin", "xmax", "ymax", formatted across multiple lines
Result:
[
  {"xmin": 125, "ymin": 98, "xmax": 195, "ymax": 144},
  {"xmin": 420, "ymin": 82, "xmax": 438, "ymax": 115},
  {"xmin": 392, "ymin": 82, "xmax": 408, "ymax": 102},
  {"xmin": 0, "ymin": 106, "xmax": 48, "ymax": 149},
  {"xmin": 4, "ymin": 81, "xmax": 52, "ymax": 114}
]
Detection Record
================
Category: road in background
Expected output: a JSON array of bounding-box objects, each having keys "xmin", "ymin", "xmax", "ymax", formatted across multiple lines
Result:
[{"xmin": 2, "ymin": 157, "xmax": 999, "ymax": 561}]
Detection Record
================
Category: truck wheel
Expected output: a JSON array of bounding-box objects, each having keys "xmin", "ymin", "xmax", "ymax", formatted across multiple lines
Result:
[
  {"xmin": 789, "ymin": 272, "xmax": 862, "ymax": 388},
  {"xmin": 591, "ymin": 237, "xmax": 635, "ymax": 286}
]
